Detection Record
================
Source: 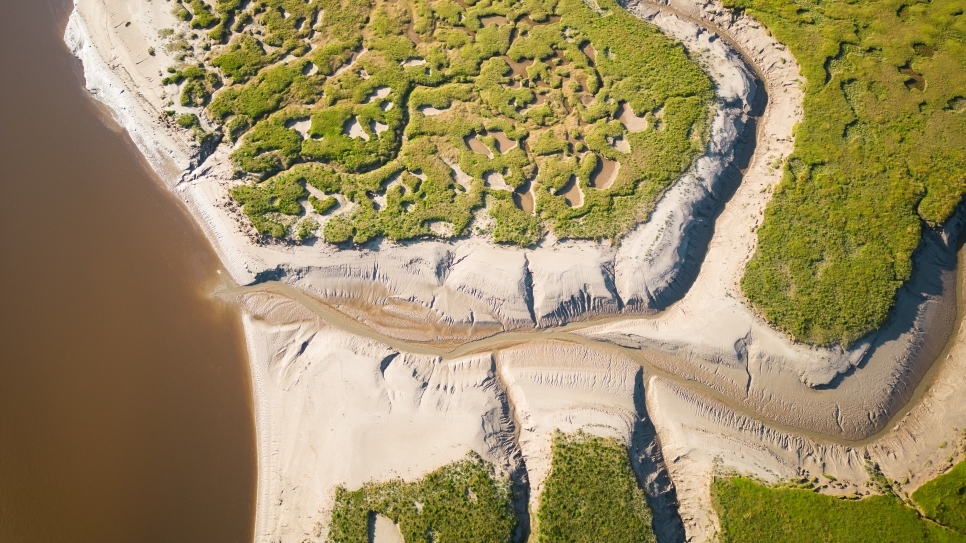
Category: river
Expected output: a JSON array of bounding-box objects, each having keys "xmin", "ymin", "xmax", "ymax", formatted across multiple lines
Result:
[{"xmin": 0, "ymin": 1, "xmax": 255, "ymax": 541}]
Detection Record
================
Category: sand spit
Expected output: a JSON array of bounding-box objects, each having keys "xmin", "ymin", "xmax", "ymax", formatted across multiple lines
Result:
[
  {"xmin": 237, "ymin": 281, "xmax": 966, "ymax": 542},
  {"xmin": 582, "ymin": 210, "xmax": 963, "ymax": 439},
  {"xmin": 496, "ymin": 342, "xmax": 686, "ymax": 543},
  {"xmin": 200, "ymin": 17, "xmax": 753, "ymax": 340},
  {"xmin": 238, "ymin": 290, "xmax": 686, "ymax": 543},
  {"xmin": 574, "ymin": 0, "xmax": 966, "ymax": 439},
  {"xmin": 65, "ymin": 0, "xmax": 758, "ymax": 333},
  {"xmin": 238, "ymin": 291, "xmax": 523, "ymax": 542},
  {"xmin": 65, "ymin": 0, "xmax": 201, "ymax": 183},
  {"xmin": 647, "ymin": 319, "xmax": 966, "ymax": 542}
]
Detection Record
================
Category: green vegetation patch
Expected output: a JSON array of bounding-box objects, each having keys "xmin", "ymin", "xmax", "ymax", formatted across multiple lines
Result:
[
  {"xmin": 186, "ymin": 0, "xmax": 220, "ymax": 29},
  {"xmin": 913, "ymin": 459, "xmax": 966, "ymax": 534},
  {"xmin": 177, "ymin": 112, "xmax": 201, "ymax": 128},
  {"xmin": 207, "ymin": 0, "xmax": 248, "ymax": 42},
  {"xmin": 228, "ymin": 171, "xmax": 312, "ymax": 238},
  {"xmin": 167, "ymin": 0, "xmax": 712, "ymax": 243},
  {"xmin": 162, "ymin": 64, "xmax": 221, "ymax": 107},
  {"xmin": 211, "ymin": 35, "xmax": 278, "ymax": 82},
  {"xmin": 535, "ymin": 431, "xmax": 656, "ymax": 543},
  {"xmin": 730, "ymin": 0, "xmax": 966, "ymax": 346},
  {"xmin": 327, "ymin": 452, "xmax": 517, "ymax": 543},
  {"xmin": 714, "ymin": 476, "xmax": 966, "ymax": 543}
]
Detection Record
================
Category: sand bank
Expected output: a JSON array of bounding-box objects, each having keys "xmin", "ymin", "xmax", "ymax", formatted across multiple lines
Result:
[
  {"xmin": 236, "ymin": 289, "xmax": 688, "ymax": 543},
  {"xmin": 236, "ymin": 283, "xmax": 966, "ymax": 542},
  {"xmin": 65, "ymin": 0, "xmax": 197, "ymax": 183},
  {"xmin": 646, "ymin": 299, "xmax": 966, "ymax": 541}
]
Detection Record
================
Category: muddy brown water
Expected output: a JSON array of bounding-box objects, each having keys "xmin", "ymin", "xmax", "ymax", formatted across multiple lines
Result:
[
  {"xmin": 466, "ymin": 135, "xmax": 493, "ymax": 156},
  {"xmin": 589, "ymin": 156, "xmax": 620, "ymax": 189},
  {"xmin": 502, "ymin": 56, "xmax": 534, "ymax": 78},
  {"xmin": 900, "ymin": 63, "xmax": 926, "ymax": 91},
  {"xmin": 491, "ymin": 131, "xmax": 517, "ymax": 153},
  {"xmin": 558, "ymin": 175, "xmax": 584, "ymax": 207},
  {"xmin": 617, "ymin": 102, "xmax": 648, "ymax": 132},
  {"xmin": 581, "ymin": 42, "xmax": 597, "ymax": 65},
  {"xmin": 406, "ymin": 22, "xmax": 421, "ymax": 45},
  {"xmin": 480, "ymin": 14, "xmax": 510, "ymax": 26},
  {"xmin": 0, "ymin": 1, "xmax": 255, "ymax": 542},
  {"xmin": 514, "ymin": 183, "xmax": 536, "ymax": 214}
]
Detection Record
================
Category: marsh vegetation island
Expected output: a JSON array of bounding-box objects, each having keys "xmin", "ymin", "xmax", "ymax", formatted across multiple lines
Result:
[{"xmin": 160, "ymin": 0, "xmax": 712, "ymax": 247}]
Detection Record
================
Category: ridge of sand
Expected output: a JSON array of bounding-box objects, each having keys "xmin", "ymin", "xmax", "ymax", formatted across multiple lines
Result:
[
  {"xmin": 236, "ymin": 289, "xmax": 688, "ymax": 543},
  {"xmin": 647, "ymin": 323, "xmax": 966, "ymax": 541},
  {"xmin": 236, "ymin": 285, "xmax": 966, "ymax": 542},
  {"xmin": 579, "ymin": 0, "xmax": 965, "ymax": 440},
  {"xmin": 64, "ymin": 0, "xmax": 194, "ymax": 182}
]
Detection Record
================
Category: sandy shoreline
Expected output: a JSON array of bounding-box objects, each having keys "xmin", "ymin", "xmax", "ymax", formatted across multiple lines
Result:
[
  {"xmin": 65, "ymin": 0, "xmax": 966, "ymax": 541},
  {"xmin": 63, "ymin": 0, "xmax": 762, "ymax": 336}
]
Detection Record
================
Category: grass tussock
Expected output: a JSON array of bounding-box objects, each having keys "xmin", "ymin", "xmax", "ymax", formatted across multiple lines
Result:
[
  {"xmin": 535, "ymin": 431, "xmax": 657, "ymax": 543},
  {"xmin": 327, "ymin": 452, "xmax": 516, "ymax": 543},
  {"xmin": 731, "ymin": 0, "xmax": 966, "ymax": 346}
]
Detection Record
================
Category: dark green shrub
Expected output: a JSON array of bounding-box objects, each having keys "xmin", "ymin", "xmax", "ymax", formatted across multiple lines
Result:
[
  {"xmin": 173, "ymin": 5, "xmax": 192, "ymax": 22},
  {"xmin": 211, "ymin": 35, "xmax": 275, "ymax": 82},
  {"xmin": 536, "ymin": 432, "xmax": 656, "ymax": 543},
  {"xmin": 327, "ymin": 452, "xmax": 516, "ymax": 543},
  {"xmin": 187, "ymin": 0, "xmax": 220, "ymax": 29},
  {"xmin": 731, "ymin": 0, "xmax": 966, "ymax": 345},
  {"xmin": 163, "ymin": 65, "xmax": 221, "ymax": 107},
  {"xmin": 309, "ymin": 195, "xmax": 338, "ymax": 214},
  {"xmin": 176, "ymin": 113, "xmax": 200, "ymax": 128},
  {"xmin": 229, "ymin": 173, "xmax": 307, "ymax": 237}
]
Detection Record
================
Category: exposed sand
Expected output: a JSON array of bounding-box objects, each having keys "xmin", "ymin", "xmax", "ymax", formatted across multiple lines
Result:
[
  {"xmin": 581, "ymin": 0, "xmax": 965, "ymax": 439},
  {"xmin": 647, "ymin": 309, "xmax": 966, "ymax": 541},
  {"xmin": 371, "ymin": 514, "xmax": 404, "ymax": 543},
  {"xmin": 65, "ymin": 0, "xmax": 966, "ymax": 542},
  {"xmin": 238, "ymin": 291, "xmax": 521, "ymax": 542},
  {"xmin": 64, "ymin": 0, "xmax": 194, "ymax": 183},
  {"xmin": 236, "ymin": 289, "xmax": 689, "ymax": 543},
  {"xmin": 235, "ymin": 283, "xmax": 966, "ymax": 542}
]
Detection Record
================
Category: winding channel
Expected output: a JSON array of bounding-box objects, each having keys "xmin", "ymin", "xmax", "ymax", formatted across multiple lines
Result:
[
  {"xmin": 224, "ymin": 235, "xmax": 964, "ymax": 449},
  {"xmin": 221, "ymin": 0, "xmax": 966, "ymax": 449}
]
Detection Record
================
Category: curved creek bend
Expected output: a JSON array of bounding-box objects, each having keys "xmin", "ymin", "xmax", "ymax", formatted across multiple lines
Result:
[
  {"xmin": 229, "ymin": 229, "xmax": 965, "ymax": 449},
  {"xmin": 221, "ymin": 0, "xmax": 966, "ymax": 447},
  {"xmin": 0, "ymin": 1, "xmax": 255, "ymax": 541}
]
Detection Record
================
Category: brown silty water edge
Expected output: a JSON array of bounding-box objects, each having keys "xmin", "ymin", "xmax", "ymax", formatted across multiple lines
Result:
[{"xmin": 0, "ymin": 1, "xmax": 255, "ymax": 542}]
